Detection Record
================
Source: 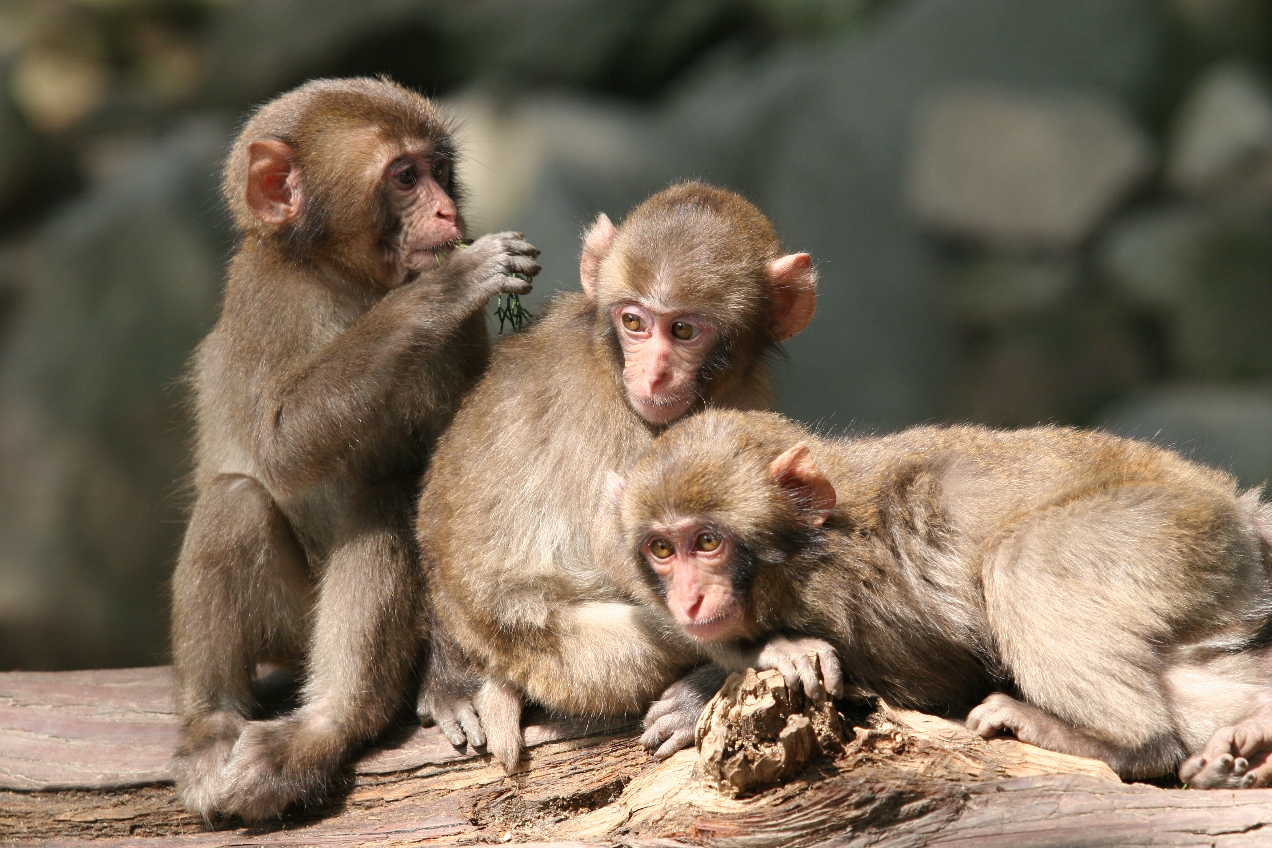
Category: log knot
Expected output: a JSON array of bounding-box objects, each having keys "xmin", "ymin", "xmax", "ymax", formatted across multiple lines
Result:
[{"xmin": 696, "ymin": 666, "xmax": 847, "ymax": 796}]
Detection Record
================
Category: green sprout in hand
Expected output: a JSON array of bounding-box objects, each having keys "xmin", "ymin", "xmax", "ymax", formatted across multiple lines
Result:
[
  {"xmin": 432, "ymin": 240, "xmax": 533, "ymax": 333},
  {"xmin": 495, "ymin": 287, "xmax": 533, "ymax": 334}
]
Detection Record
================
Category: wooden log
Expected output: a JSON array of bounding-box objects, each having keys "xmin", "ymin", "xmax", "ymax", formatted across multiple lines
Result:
[{"xmin": 4, "ymin": 667, "xmax": 1272, "ymax": 847}]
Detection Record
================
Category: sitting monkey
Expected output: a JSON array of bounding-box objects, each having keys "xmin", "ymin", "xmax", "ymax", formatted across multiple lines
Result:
[{"xmin": 615, "ymin": 409, "xmax": 1272, "ymax": 788}]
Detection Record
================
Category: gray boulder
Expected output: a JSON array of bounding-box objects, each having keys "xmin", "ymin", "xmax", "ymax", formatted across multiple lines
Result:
[
  {"xmin": 907, "ymin": 86, "xmax": 1154, "ymax": 250},
  {"xmin": 0, "ymin": 117, "xmax": 230, "ymax": 669},
  {"xmin": 462, "ymin": 0, "xmax": 1169, "ymax": 431},
  {"xmin": 1166, "ymin": 61, "xmax": 1272, "ymax": 205}
]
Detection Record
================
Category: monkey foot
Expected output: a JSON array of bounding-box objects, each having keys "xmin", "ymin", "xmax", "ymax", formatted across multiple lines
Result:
[
  {"xmin": 642, "ymin": 665, "xmax": 729, "ymax": 759},
  {"xmin": 1181, "ymin": 715, "xmax": 1272, "ymax": 789},
  {"xmin": 215, "ymin": 714, "xmax": 348, "ymax": 822},
  {"xmin": 172, "ymin": 710, "xmax": 246, "ymax": 824},
  {"xmin": 419, "ymin": 688, "xmax": 486, "ymax": 750}
]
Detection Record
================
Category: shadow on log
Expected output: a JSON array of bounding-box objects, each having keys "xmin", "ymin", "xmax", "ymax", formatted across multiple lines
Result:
[{"xmin": 4, "ymin": 667, "xmax": 1272, "ymax": 847}]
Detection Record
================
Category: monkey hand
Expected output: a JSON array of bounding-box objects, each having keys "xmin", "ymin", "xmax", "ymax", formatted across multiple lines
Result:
[
  {"xmin": 441, "ymin": 231, "xmax": 539, "ymax": 307},
  {"xmin": 753, "ymin": 635, "xmax": 844, "ymax": 701},
  {"xmin": 418, "ymin": 679, "xmax": 486, "ymax": 751},
  {"xmin": 214, "ymin": 713, "xmax": 347, "ymax": 822},
  {"xmin": 641, "ymin": 664, "xmax": 729, "ymax": 759}
]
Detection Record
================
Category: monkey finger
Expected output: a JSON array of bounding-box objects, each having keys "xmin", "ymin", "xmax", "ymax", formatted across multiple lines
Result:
[
  {"xmin": 770, "ymin": 654, "xmax": 801, "ymax": 693},
  {"xmin": 639, "ymin": 717, "xmax": 674, "ymax": 751},
  {"xmin": 502, "ymin": 238, "xmax": 541, "ymax": 259},
  {"xmin": 456, "ymin": 704, "xmax": 486, "ymax": 749},
  {"xmin": 791, "ymin": 651, "xmax": 825, "ymax": 700},
  {"xmin": 652, "ymin": 726, "xmax": 697, "ymax": 760},
  {"xmin": 436, "ymin": 711, "xmax": 470, "ymax": 749},
  {"xmin": 816, "ymin": 648, "xmax": 844, "ymax": 699},
  {"xmin": 643, "ymin": 698, "xmax": 679, "ymax": 728}
]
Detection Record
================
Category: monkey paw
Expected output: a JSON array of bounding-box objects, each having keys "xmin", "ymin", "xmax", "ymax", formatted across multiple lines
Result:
[
  {"xmin": 755, "ymin": 635, "xmax": 843, "ymax": 701},
  {"xmin": 966, "ymin": 692, "xmax": 1059, "ymax": 748},
  {"xmin": 171, "ymin": 710, "xmax": 245, "ymax": 823},
  {"xmin": 418, "ymin": 686, "xmax": 486, "ymax": 750},
  {"xmin": 1180, "ymin": 717, "xmax": 1272, "ymax": 789},
  {"xmin": 215, "ymin": 714, "xmax": 347, "ymax": 822},
  {"xmin": 452, "ymin": 231, "xmax": 539, "ymax": 301},
  {"xmin": 642, "ymin": 665, "xmax": 729, "ymax": 759}
]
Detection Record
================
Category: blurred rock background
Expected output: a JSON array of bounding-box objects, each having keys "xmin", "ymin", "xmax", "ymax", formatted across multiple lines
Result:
[{"xmin": 1, "ymin": 0, "xmax": 1270, "ymax": 670}]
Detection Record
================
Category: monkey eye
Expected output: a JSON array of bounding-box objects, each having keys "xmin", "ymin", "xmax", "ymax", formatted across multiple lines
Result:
[
  {"xmin": 395, "ymin": 166, "xmax": 418, "ymax": 188},
  {"xmin": 648, "ymin": 537, "xmax": 674, "ymax": 559},
  {"xmin": 671, "ymin": 321, "xmax": 698, "ymax": 341},
  {"xmin": 431, "ymin": 157, "xmax": 451, "ymax": 184},
  {"xmin": 695, "ymin": 532, "xmax": 721, "ymax": 552},
  {"xmin": 622, "ymin": 313, "xmax": 645, "ymax": 333}
]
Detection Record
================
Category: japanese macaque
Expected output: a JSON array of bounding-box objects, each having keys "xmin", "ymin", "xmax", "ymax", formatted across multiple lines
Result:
[
  {"xmin": 616, "ymin": 409, "xmax": 1272, "ymax": 787},
  {"xmin": 417, "ymin": 182, "xmax": 818, "ymax": 770},
  {"xmin": 170, "ymin": 77, "xmax": 540, "ymax": 823}
]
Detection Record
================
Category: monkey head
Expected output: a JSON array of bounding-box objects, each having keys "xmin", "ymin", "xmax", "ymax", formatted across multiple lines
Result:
[
  {"xmin": 613, "ymin": 410, "xmax": 836, "ymax": 645},
  {"xmin": 579, "ymin": 183, "xmax": 817, "ymax": 426},
  {"xmin": 223, "ymin": 77, "xmax": 465, "ymax": 288}
]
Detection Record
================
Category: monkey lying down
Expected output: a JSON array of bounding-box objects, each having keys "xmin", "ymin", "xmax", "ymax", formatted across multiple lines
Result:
[{"xmin": 614, "ymin": 409, "xmax": 1272, "ymax": 789}]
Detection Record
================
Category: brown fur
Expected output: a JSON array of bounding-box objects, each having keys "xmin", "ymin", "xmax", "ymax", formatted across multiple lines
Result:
[
  {"xmin": 170, "ymin": 77, "xmax": 538, "ymax": 823},
  {"xmin": 417, "ymin": 182, "xmax": 816, "ymax": 770},
  {"xmin": 619, "ymin": 409, "xmax": 1272, "ymax": 783}
]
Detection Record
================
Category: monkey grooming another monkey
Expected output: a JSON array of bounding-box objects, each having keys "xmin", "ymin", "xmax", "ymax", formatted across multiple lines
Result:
[
  {"xmin": 417, "ymin": 182, "xmax": 818, "ymax": 771},
  {"xmin": 170, "ymin": 77, "xmax": 540, "ymax": 823},
  {"xmin": 617, "ymin": 409, "xmax": 1272, "ymax": 787}
]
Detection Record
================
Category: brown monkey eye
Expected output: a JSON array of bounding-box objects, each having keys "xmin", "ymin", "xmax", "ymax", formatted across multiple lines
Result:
[
  {"xmin": 671, "ymin": 321, "xmax": 697, "ymax": 341},
  {"xmin": 649, "ymin": 538, "xmax": 674, "ymax": 559},
  {"xmin": 431, "ymin": 158, "xmax": 451, "ymax": 183},
  {"xmin": 695, "ymin": 532, "xmax": 721, "ymax": 552},
  {"xmin": 622, "ymin": 313, "xmax": 644, "ymax": 332},
  {"xmin": 396, "ymin": 167, "xmax": 417, "ymax": 187}
]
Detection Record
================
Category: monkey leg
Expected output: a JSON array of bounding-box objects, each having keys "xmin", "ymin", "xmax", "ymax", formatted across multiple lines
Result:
[
  {"xmin": 980, "ymin": 490, "xmax": 1197, "ymax": 779},
  {"xmin": 1180, "ymin": 702, "xmax": 1272, "ymax": 788},
  {"xmin": 966, "ymin": 692, "xmax": 1163, "ymax": 768},
  {"xmin": 216, "ymin": 490, "xmax": 420, "ymax": 821},
  {"xmin": 170, "ymin": 474, "xmax": 309, "ymax": 822}
]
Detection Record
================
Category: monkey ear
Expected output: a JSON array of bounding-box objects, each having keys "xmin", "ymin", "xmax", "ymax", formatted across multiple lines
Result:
[
  {"xmin": 245, "ymin": 139, "xmax": 303, "ymax": 226},
  {"xmin": 580, "ymin": 214, "xmax": 617, "ymax": 301},
  {"xmin": 769, "ymin": 443, "xmax": 836, "ymax": 527},
  {"xmin": 767, "ymin": 253, "xmax": 818, "ymax": 342},
  {"xmin": 605, "ymin": 470, "xmax": 626, "ymax": 507}
]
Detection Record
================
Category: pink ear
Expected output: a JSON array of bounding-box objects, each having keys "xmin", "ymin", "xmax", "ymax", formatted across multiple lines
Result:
[
  {"xmin": 245, "ymin": 139, "xmax": 302, "ymax": 226},
  {"xmin": 580, "ymin": 213, "xmax": 617, "ymax": 300},
  {"xmin": 767, "ymin": 253, "xmax": 817, "ymax": 342},
  {"xmin": 769, "ymin": 443, "xmax": 835, "ymax": 527}
]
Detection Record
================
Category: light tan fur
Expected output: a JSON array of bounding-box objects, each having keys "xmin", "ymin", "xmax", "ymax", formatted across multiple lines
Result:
[
  {"xmin": 417, "ymin": 183, "xmax": 816, "ymax": 770},
  {"xmin": 619, "ymin": 409, "xmax": 1272, "ymax": 784},
  {"xmin": 170, "ymin": 77, "xmax": 539, "ymax": 823}
]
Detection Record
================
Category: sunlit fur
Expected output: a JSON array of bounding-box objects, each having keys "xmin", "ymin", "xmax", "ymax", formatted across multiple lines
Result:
[
  {"xmin": 621, "ymin": 409, "xmax": 1272, "ymax": 782},
  {"xmin": 171, "ymin": 77, "xmax": 537, "ymax": 823},
  {"xmin": 417, "ymin": 182, "xmax": 815, "ymax": 770}
]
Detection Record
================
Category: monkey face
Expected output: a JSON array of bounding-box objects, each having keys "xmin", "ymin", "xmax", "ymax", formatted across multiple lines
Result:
[
  {"xmin": 383, "ymin": 148, "xmax": 465, "ymax": 275},
  {"xmin": 640, "ymin": 517, "xmax": 750, "ymax": 642},
  {"xmin": 611, "ymin": 303, "xmax": 718, "ymax": 425}
]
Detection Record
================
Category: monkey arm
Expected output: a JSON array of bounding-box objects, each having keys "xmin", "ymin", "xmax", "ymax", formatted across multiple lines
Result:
[
  {"xmin": 486, "ymin": 599, "xmax": 697, "ymax": 717},
  {"xmin": 248, "ymin": 233, "xmax": 537, "ymax": 490}
]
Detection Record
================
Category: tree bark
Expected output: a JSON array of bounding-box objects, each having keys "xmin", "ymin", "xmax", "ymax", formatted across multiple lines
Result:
[{"xmin": 3, "ymin": 667, "xmax": 1272, "ymax": 847}]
